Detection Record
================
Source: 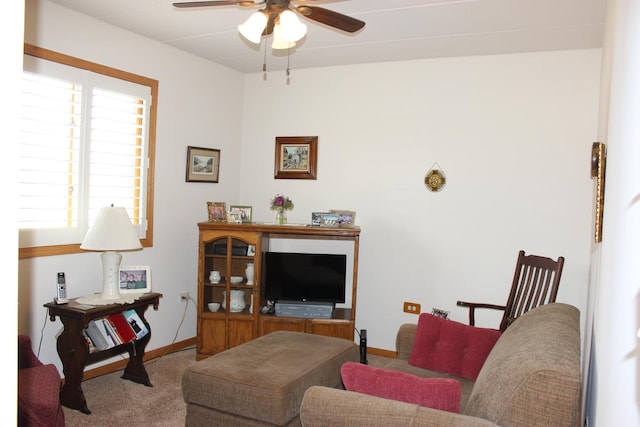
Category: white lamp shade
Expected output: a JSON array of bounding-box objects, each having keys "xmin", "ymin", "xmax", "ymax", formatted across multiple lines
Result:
[
  {"xmin": 272, "ymin": 24, "xmax": 296, "ymax": 49},
  {"xmin": 80, "ymin": 206, "xmax": 142, "ymax": 251},
  {"xmin": 238, "ymin": 11, "xmax": 268, "ymax": 44},
  {"xmin": 278, "ymin": 10, "xmax": 307, "ymax": 43}
]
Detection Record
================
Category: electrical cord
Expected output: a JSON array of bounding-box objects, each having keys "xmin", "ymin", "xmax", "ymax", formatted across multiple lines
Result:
[
  {"xmin": 145, "ymin": 295, "xmax": 197, "ymax": 365},
  {"xmin": 36, "ymin": 306, "xmax": 50, "ymax": 359}
]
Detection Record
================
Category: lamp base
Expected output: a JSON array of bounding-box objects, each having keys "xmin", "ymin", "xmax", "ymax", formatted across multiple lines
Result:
[{"xmin": 100, "ymin": 251, "xmax": 123, "ymax": 300}]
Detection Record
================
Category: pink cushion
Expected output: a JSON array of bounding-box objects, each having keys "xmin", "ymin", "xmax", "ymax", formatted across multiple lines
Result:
[
  {"xmin": 341, "ymin": 362, "xmax": 461, "ymax": 413},
  {"xmin": 408, "ymin": 313, "xmax": 502, "ymax": 380}
]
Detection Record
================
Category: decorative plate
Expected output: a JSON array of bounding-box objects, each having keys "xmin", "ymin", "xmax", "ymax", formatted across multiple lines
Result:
[{"xmin": 424, "ymin": 169, "xmax": 446, "ymax": 192}]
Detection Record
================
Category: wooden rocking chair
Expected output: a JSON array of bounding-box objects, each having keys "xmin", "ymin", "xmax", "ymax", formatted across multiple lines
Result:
[{"xmin": 457, "ymin": 250, "xmax": 565, "ymax": 331}]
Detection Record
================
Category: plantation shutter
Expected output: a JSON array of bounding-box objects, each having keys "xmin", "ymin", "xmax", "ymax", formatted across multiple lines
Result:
[{"xmin": 19, "ymin": 55, "xmax": 150, "ymax": 248}]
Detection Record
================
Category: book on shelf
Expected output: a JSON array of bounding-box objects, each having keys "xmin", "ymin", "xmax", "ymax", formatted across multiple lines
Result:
[
  {"xmin": 97, "ymin": 318, "xmax": 119, "ymax": 347},
  {"xmin": 82, "ymin": 329, "xmax": 98, "ymax": 353},
  {"xmin": 86, "ymin": 320, "xmax": 111, "ymax": 351},
  {"xmin": 102, "ymin": 318, "xmax": 123, "ymax": 345},
  {"xmin": 123, "ymin": 309, "xmax": 149, "ymax": 339},
  {"xmin": 107, "ymin": 312, "xmax": 137, "ymax": 344}
]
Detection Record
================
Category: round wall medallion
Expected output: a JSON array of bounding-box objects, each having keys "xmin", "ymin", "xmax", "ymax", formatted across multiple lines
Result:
[{"xmin": 425, "ymin": 169, "xmax": 446, "ymax": 192}]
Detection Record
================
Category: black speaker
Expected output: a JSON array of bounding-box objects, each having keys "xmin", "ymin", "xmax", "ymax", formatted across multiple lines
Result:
[{"xmin": 359, "ymin": 329, "xmax": 367, "ymax": 364}]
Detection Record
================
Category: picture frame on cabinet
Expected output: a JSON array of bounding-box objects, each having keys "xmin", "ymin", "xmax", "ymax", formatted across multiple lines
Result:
[
  {"xmin": 274, "ymin": 136, "xmax": 317, "ymax": 180},
  {"xmin": 330, "ymin": 210, "xmax": 356, "ymax": 228},
  {"xmin": 207, "ymin": 202, "xmax": 227, "ymax": 222},
  {"xmin": 311, "ymin": 212, "xmax": 339, "ymax": 227},
  {"xmin": 186, "ymin": 146, "xmax": 220, "ymax": 183},
  {"xmin": 119, "ymin": 265, "xmax": 151, "ymax": 293},
  {"xmin": 230, "ymin": 205, "xmax": 252, "ymax": 223}
]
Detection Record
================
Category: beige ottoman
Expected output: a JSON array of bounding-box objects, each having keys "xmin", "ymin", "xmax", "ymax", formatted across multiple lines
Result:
[{"xmin": 182, "ymin": 331, "xmax": 359, "ymax": 426}]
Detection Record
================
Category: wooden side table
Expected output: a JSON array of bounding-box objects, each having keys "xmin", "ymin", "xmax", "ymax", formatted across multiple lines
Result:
[{"xmin": 44, "ymin": 292, "xmax": 162, "ymax": 414}]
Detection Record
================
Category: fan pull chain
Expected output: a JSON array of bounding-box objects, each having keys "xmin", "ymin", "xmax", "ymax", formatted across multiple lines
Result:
[
  {"xmin": 262, "ymin": 38, "xmax": 268, "ymax": 74},
  {"xmin": 286, "ymin": 45, "xmax": 291, "ymax": 77}
]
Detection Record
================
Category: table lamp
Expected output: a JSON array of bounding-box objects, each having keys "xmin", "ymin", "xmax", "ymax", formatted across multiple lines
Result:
[{"xmin": 80, "ymin": 206, "xmax": 143, "ymax": 300}]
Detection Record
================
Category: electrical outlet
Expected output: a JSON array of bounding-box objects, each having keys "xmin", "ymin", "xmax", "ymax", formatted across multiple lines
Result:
[
  {"xmin": 403, "ymin": 301, "xmax": 421, "ymax": 314},
  {"xmin": 180, "ymin": 292, "xmax": 190, "ymax": 302}
]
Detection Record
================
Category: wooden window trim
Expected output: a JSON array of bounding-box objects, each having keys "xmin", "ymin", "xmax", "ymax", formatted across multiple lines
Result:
[{"xmin": 20, "ymin": 44, "xmax": 157, "ymax": 259}]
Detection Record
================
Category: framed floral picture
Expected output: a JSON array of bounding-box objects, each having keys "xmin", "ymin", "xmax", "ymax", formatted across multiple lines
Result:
[
  {"xmin": 207, "ymin": 202, "xmax": 227, "ymax": 222},
  {"xmin": 330, "ymin": 210, "xmax": 357, "ymax": 228},
  {"xmin": 186, "ymin": 146, "xmax": 220, "ymax": 183},
  {"xmin": 274, "ymin": 136, "xmax": 317, "ymax": 180}
]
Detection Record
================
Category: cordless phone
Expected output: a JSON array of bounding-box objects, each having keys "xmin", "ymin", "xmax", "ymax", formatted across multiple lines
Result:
[{"xmin": 55, "ymin": 272, "xmax": 68, "ymax": 304}]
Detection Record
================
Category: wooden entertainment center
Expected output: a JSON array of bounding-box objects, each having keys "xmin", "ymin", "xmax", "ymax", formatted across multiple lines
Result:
[{"xmin": 196, "ymin": 222, "xmax": 360, "ymax": 360}]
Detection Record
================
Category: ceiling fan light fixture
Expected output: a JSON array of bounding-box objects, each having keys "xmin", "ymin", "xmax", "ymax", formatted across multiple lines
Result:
[
  {"xmin": 238, "ymin": 10, "xmax": 268, "ymax": 44},
  {"xmin": 272, "ymin": 24, "xmax": 296, "ymax": 49},
  {"xmin": 278, "ymin": 10, "xmax": 307, "ymax": 43}
]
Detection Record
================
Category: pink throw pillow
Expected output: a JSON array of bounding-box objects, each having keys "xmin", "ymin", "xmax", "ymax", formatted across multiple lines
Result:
[
  {"xmin": 408, "ymin": 313, "xmax": 501, "ymax": 380},
  {"xmin": 341, "ymin": 362, "xmax": 461, "ymax": 413}
]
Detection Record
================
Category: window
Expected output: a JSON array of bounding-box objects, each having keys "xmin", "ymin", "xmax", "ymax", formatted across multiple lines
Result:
[{"xmin": 19, "ymin": 45, "xmax": 157, "ymax": 258}]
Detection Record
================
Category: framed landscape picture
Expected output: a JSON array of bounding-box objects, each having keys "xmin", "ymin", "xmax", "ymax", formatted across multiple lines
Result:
[
  {"xmin": 186, "ymin": 146, "xmax": 220, "ymax": 183},
  {"xmin": 274, "ymin": 136, "xmax": 317, "ymax": 180}
]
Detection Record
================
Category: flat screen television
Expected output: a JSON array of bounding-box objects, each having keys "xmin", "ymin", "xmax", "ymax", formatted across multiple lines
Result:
[{"xmin": 263, "ymin": 252, "xmax": 347, "ymax": 304}]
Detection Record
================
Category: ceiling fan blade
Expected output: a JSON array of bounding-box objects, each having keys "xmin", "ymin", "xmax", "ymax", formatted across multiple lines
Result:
[
  {"xmin": 296, "ymin": 5, "xmax": 365, "ymax": 33},
  {"xmin": 172, "ymin": 1, "xmax": 259, "ymax": 8}
]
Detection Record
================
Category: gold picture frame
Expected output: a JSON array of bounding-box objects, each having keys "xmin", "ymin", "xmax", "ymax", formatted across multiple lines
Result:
[
  {"xmin": 274, "ymin": 136, "xmax": 318, "ymax": 180},
  {"xmin": 186, "ymin": 146, "xmax": 220, "ymax": 183},
  {"xmin": 207, "ymin": 202, "xmax": 227, "ymax": 222},
  {"xmin": 591, "ymin": 142, "xmax": 606, "ymax": 243}
]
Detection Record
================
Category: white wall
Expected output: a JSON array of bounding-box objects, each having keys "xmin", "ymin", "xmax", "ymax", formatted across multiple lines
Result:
[
  {"xmin": 20, "ymin": 0, "xmax": 244, "ymax": 370},
  {"xmin": 240, "ymin": 51, "xmax": 601, "ymax": 350},
  {"xmin": 586, "ymin": 0, "xmax": 640, "ymax": 424},
  {"xmin": 21, "ymin": 0, "xmax": 601, "ymax": 374}
]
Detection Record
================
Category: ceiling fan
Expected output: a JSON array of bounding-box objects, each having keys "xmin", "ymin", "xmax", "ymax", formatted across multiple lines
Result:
[{"xmin": 172, "ymin": 1, "xmax": 366, "ymax": 45}]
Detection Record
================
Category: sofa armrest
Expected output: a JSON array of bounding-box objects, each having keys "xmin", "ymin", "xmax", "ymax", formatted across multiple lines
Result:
[
  {"xmin": 395, "ymin": 323, "xmax": 417, "ymax": 360},
  {"xmin": 300, "ymin": 386, "xmax": 499, "ymax": 427}
]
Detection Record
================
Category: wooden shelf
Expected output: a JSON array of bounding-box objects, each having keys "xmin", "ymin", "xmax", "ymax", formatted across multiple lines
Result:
[{"xmin": 196, "ymin": 222, "xmax": 361, "ymax": 359}]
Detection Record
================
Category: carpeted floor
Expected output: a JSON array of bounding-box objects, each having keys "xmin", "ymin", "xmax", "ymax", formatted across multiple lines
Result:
[
  {"xmin": 62, "ymin": 347, "xmax": 198, "ymax": 426},
  {"xmin": 62, "ymin": 347, "xmax": 393, "ymax": 426}
]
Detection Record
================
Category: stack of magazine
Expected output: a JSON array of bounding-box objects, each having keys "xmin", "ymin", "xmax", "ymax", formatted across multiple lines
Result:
[{"xmin": 84, "ymin": 309, "xmax": 149, "ymax": 352}]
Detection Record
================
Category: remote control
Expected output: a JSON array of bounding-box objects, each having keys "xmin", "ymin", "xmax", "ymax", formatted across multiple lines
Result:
[
  {"xmin": 55, "ymin": 272, "xmax": 68, "ymax": 304},
  {"xmin": 359, "ymin": 329, "xmax": 368, "ymax": 364}
]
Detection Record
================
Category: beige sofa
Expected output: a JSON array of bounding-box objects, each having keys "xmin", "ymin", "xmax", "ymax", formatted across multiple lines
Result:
[{"xmin": 300, "ymin": 303, "xmax": 581, "ymax": 427}]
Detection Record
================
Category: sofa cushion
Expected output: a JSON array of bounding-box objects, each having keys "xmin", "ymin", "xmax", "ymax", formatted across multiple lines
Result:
[
  {"xmin": 408, "ymin": 313, "xmax": 501, "ymax": 380},
  {"xmin": 341, "ymin": 361, "xmax": 461, "ymax": 413}
]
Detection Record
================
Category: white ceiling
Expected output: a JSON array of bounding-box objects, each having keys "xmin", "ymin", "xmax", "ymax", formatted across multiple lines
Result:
[{"xmin": 47, "ymin": 0, "xmax": 607, "ymax": 74}]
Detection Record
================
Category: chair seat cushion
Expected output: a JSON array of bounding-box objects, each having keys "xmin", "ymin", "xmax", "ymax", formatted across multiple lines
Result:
[
  {"xmin": 408, "ymin": 313, "xmax": 501, "ymax": 380},
  {"xmin": 341, "ymin": 362, "xmax": 461, "ymax": 413}
]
